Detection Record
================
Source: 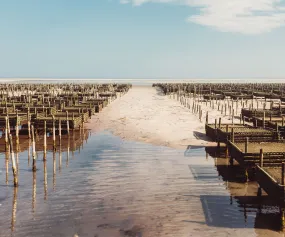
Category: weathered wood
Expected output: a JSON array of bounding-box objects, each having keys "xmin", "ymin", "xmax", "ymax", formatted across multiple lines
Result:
[
  {"xmin": 31, "ymin": 125, "xmax": 36, "ymax": 171},
  {"xmin": 260, "ymin": 149, "xmax": 263, "ymax": 167},
  {"xmin": 8, "ymin": 134, "xmax": 18, "ymax": 187}
]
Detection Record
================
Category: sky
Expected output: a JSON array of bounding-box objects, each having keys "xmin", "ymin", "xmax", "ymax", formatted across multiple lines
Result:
[{"xmin": 0, "ymin": 0, "xmax": 285, "ymax": 79}]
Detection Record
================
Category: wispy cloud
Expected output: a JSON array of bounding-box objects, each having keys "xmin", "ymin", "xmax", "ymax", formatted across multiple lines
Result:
[{"xmin": 120, "ymin": 0, "xmax": 285, "ymax": 34}]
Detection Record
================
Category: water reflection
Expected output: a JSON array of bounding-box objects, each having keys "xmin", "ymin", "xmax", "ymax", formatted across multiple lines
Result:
[
  {"xmin": 58, "ymin": 144, "xmax": 62, "ymax": 172},
  {"xmin": 53, "ymin": 150, "xmax": 56, "ymax": 191},
  {"xmin": 11, "ymin": 187, "xmax": 18, "ymax": 232},
  {"xmin": 5, "ymin": 151, "xmax": 9, "ymax": 184},
  {"xmin": 44, "ymin": 160, "xmax": 47, "ymax": 201},
  {"xmin": 1, "ymin": 132, "xmax": 285, "ymax": 236},
  {"xmin": 66, "ymin": 136, "xmax": 70, "ymax": 167},
  {"xmin": 28, "ymin": 139, "xmax": 31, "ymax": 166},
  {"xmin": 204, "ymin": 146, "xmax": 285, "ymax": 232},
  {"xmin": 32, "ymin": 171, "xmax": 36, "ymax": 214},
  {"xmin": 16, "ymin": 142, "xmax": 19, "ymax": 173}
]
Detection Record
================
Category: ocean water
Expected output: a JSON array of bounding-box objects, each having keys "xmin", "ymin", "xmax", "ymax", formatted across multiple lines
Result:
[
  {"xmin": 0, "ymin": 131, "xmax": 284, "ymax": 237},
  {"xmin": 1, "ymin": 78, "xmax": 285, "ymax": 86}
]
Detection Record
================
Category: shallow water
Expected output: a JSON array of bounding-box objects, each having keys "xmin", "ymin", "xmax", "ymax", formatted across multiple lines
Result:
[{"xmin": 0, "ymin": 131, "xmax": 284, "ymax": 237}]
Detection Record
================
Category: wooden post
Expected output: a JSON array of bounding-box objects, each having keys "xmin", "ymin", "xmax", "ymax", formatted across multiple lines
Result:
[
  {"xmin": 81, "ymin": 114, "xmax": 84, "ymax": 130},
  {"xmin": 282, "ymin": 116, "xmax": 284, "ymax": 126},
  {"xmin": 259, "ymin": 149, "xmax": 263, "ymax": 168},
  {"xmin": 215, "ymin": 119, "xmax": 217, "ymax": 129},
  {"xmin": 206, "ymin": 111, "xmax": 209, "ymax": 125},
  {"xmin": 218, "ymin": 117, "xmax": 221, "ymax": 128},
  {"xmin": 245, "ymin": 137, "xmax": 248, "ymax": 153},
  {"xmin": 15, "ymin": 111, "xmax": 19, "ymax": 145},
  {"xmin": 263, "ymin": 111, "xmax": 265, "ymax": 128},
  {"xmin": 8, "ymin": 134, "xmax": 18, "ymax": 187},
  {"xmin": 59, "ymin": 119, "xmax": 62, "ymax": 145},
  {"xmin": 232, "ymin": 109, "xmax": 234, "ymax": 125},
  {"xmin": 43, "ymin": 120, "xmax": 47, "ymax": 160},
  {"xmin": 28, "ymin": 111, "xmax": 31, "ymax": 139},
  {"xmin": 52, "ymin": 115, "xmax": 56, "ymax": 151},
  {"xmin": 231, "ymin": 128, "xmax": 235, "ymax": 143},
  {"xmin": 281, "ymin": 162, "xmax": 285, "ymax": 186},
  {"xmin": 5, "ymin": 116, "xmax": 8, "ymax": 151},
  {"xmin": 66, "ymin": 111, "xmax": 70, "ymax": 135},
  {"xmin": 31, "ymin": 125, "xmax": 36, "ymax": 172}
]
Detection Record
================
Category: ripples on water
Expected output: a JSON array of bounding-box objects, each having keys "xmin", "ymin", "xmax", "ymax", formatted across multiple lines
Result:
[{"xmin": 0, "ymin": 131, "xmax": 284, "ymax": 237}]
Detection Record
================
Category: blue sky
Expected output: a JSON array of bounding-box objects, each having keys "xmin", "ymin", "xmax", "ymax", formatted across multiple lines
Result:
[{"xmin": 0, "ymin": 0, "xmax": 285, "ymax": 79}]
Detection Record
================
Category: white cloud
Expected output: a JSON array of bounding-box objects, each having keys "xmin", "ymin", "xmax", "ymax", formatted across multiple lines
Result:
[{"xmin": 120, "ymin": 0, "xmax": 285, "ymax": 34}]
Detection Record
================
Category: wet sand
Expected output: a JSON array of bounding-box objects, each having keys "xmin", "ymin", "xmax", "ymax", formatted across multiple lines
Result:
[
  {"xmin": 87, "ymin": 86, "xmax": 245, "ymax": 149},
  {"xmin": 1, "ymin": 132, "xmax": 284, "ymax": 237}
]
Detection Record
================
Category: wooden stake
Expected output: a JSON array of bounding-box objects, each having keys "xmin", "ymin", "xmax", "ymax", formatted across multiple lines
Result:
[
  {"xmin": 281, "ymin": 162, "xmax": 285, "ymax": 185},
  {"xmin": 43, "ymin": 120, "xmax": 47, "ymax": 160},
  {"xmin": 52, "ymin": 115, "xmax": 56, "ymax": 151},
  {"xmin": 31, "ymin": 125, "xmax": 36, "ymax": 172},
  {"xmin": 15, "ymin": 111, "xmax": 19, "ymax": 145},
  {"xmin": 5, "ymin": 116, "xmax": 8, "ymax": 151},
  {"xmin": 231, "ymin": 128, "xmax": 235, "ymax": 143},
  {"xmin": 262, "ymin": 111, "xmax": 266, "ymax": 128},
  {"xmin": 28, "ymin": 112, "xmax": 31, "ymax": 139},
  {"xmin": 66, "ymin": 111, "xmax": 70, "ymax": 135},
  {"xmin": 8, "ymin": 134, "xmax": 18, "ymax": 187},
  {"xmin": 245, "ymin": 137, "xmax": 248, "ymax": 153},
  {"xmin": 259, "ymin": 149, "xmax": 263, "ymax": 167},
  {"xmin": 59, "ymin": 119, "xmax": 62, "ymax": 145}
]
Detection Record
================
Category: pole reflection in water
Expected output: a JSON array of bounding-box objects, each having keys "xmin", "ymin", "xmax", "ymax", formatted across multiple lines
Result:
[
  {"xmin": 58, "ymin": 144, "xmax": 62, "ymax": 172},
  {"xmin": 81, "ymin": 130, "xmax": 84, "ymax": 150},
  {"xmin": 32, "ymin": 171, "xmax": 36, "ymax": 214},
  {"xmin": 72, "ymin": 131, "xmax": 75, "ymax": 158},
  {"xmin": 28, "ymin": 139, "xmax": 31, "ymax": 166},
  {"xmin": 44, "ymin": 159, "xmax": 47, "ymax": 201},
  {"xmin": 78, "ymin": 140, "xmax": 81, "ymax": 153},
  {"xmin": 66, "ymin": 136, "xmax": 70, "ymax": 167},
  {"xmin": 16, "ymin": 144, "xmax": 19, "ymax": 173},
  {"xmin": 5, "ymin": 151, "xmax": 9, "ymax": 184},
  {"xmin": 11, "ymin": 186, "xmax": 18, "ymax": 232},
  {"xmin": 53, "ymin": 150, "xmax": 56, "ymax": 191}
]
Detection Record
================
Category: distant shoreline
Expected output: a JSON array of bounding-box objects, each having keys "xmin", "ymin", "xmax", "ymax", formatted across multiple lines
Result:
[{"xmin": 0, "ymin": 78, "xmax": 285, "ymax": 84}]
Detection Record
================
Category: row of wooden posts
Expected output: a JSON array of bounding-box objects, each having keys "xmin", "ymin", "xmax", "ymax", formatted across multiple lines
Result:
[
  {"xmin": 170, "ymin": 92, "xmax": 240, "ymax": 125},
  {"xmin": 6, "ymin": 113, "xmax": 88, "ymax": 187},
  {"xmin": 155, "ymin": 82, "xmax": 285, "ymax": 98}
]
